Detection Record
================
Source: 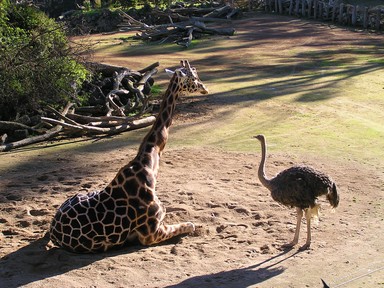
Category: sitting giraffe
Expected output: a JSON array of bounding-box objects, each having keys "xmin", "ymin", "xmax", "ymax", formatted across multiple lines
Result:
[{"xmin": 49, "ymin": 60, "xmax": 209, "ymax": 253}]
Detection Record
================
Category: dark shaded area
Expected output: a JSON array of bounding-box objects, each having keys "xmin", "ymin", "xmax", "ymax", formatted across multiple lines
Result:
[
  {"xmin": 0, "ymin": 232, "xmax": 296, "ymax": 288},
  {"xmin": 165, "ymin": 249, "xmax": 301, "ymax": 287},
  {"xmin": 0, "ymin": 231, "xmax": 188, "ymax": 288}
]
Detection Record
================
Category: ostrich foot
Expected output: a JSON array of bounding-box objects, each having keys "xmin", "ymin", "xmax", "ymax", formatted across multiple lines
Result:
[
  {"xmin": 298, "ymin": 242, "xmax": 311, "ymax": 251},
  {"xmin": 281, "ymin": 240, "xmax": 298, "ymax": 249}
]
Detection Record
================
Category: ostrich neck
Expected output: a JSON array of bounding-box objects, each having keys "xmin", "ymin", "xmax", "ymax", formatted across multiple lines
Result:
[{"xmin": 258, "ymin": 138, "xmax": 273, "ymax": 190}]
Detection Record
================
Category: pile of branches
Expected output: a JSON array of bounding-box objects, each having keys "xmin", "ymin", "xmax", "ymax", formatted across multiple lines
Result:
[
  {"xmin": 0, "ymin": 62, "xmax": 160, "ymax": 152},
  {"xmin": 118, "ymin": 5, "xmax": 239, "ymax": 47},
  {"xmin": 79, "ymin": 61, "xmax": 159, "ymax": 116}
]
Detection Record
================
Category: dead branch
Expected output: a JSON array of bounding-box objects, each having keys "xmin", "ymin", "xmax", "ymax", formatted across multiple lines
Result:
[
  {"xmin": 41, "ymin": 115, "xmax": 156, "ymax": 135},
  {"xmin": 1, "ymin": 62, "xmax": 159, "ymax": 152},
  {"xmin": 132, "ymin": 18, "xmax": 235, "ymax": 45},
  {"xmin": 65, "ymin": 113, "xmax": 137, "ymax": 124},
  {"xmin": 0, "ymin": 121, "xmax": 41, "ymax": 134},
  {"xmin": 0, "ymin": 103, "xmax": 74, "ymax": 152},
  {"xmin": 137, "ymin": 62, "xmax": 160, "ymax": 74}
]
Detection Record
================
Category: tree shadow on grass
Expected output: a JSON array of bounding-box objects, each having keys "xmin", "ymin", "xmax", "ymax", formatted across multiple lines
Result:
[{"xmin": 165, "ymin": 249, "xmax": 300, "ymax": 288}]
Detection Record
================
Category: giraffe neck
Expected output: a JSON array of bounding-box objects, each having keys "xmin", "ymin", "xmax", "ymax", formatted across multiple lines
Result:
[{"xmin": 136, "ymin": 74, "xmax": 182, "ymax": 169}]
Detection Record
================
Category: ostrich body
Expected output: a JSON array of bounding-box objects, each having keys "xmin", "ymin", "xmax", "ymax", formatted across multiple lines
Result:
[{"xmin": 254, "ymin": 134, "xmax": 339, "ymax": 250}]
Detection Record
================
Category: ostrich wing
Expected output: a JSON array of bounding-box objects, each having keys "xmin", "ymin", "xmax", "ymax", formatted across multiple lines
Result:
[{"xmin": 269, "ymin": 166, "xmax": 332, "ymax": 209}]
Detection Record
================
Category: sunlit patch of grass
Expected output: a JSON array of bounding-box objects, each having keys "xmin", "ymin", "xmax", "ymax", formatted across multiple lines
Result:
[
  {"xmin": 18, "ymin": 16, "xmax": 384, "ymax": 174},
  {"xmin": 368, "ymin": 58, "xmax": 384, "ymax": 64},
  {"xmin": 317, "ymin": 59, "xmax": 348, "ymax": 68},
  {"xmin": 150, "ymin": 84, "xmax": 163, "ymax": 98}
]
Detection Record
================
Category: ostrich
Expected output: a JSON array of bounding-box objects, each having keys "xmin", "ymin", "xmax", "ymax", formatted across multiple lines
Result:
[{"xmin": 254, "ymin": 134, "xmax": 339, "ymax": 250}]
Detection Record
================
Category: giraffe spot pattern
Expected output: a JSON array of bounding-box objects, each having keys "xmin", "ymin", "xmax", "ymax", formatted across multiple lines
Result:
[{"xmin": 49, "ymin": 60, "xmax": 205, "ymax": 252}]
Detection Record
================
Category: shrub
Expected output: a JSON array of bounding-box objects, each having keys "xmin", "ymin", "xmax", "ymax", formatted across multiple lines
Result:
[{"xmin": 0, "ymin": 2, "xmax": 91, "ymax": 121}]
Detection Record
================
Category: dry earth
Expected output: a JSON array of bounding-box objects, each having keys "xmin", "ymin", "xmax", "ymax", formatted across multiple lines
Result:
[{"xmin": 1, "ymin": 14, "xmax": 383, "ymax": 288}]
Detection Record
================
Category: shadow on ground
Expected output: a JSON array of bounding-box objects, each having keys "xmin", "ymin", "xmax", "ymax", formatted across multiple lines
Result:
[{"xmin": 165, "ymin": 249, "xmax": 301, "ymax": 287}]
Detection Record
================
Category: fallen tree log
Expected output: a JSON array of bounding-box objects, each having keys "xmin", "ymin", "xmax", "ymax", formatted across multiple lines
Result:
[
  {"xmin": 150, "ymin": 5, "xmax": 240, "ymax": 21},
  {"xmin": 0, "ymin": 126, "xmax": 63, "ymax": 152},
  {"xmin": 65, "ymin": 113, "xmax": 138, "ymax": 124},
  {"xmin": 133, "ymin": 19, "xmax": 235, "ymax": 45},
  {"xmin": 82, "ymin": 61, "xmax": 158, "ymax": 116},
  {"xmin": 41, "ymin": 115, "xmax": 155, "ymax": 135},
  {"xmin": 0, "ymin": 62, "xmax": 160, "ymax": 152},
  {"xmin": 0, "ymin": 121, "xmax": 41, "ymax": 134},
  {"xmin": 0, "ymin": 103, "xmax": 73, "ymax": 152}
]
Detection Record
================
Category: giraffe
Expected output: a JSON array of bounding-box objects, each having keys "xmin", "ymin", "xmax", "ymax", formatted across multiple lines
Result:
[{"xmin": 49, "ymin": 60, "xmax": 209, "ymax": 253}]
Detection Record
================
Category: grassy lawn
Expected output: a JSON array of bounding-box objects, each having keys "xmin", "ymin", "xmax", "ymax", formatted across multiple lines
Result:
[
  {"xmin": 3, "ymin": 15, "xmax": 383, "ymax": 173},
  {"xmin": 85, "ymin": 16, "xmax": 384, "ymax": 172}
]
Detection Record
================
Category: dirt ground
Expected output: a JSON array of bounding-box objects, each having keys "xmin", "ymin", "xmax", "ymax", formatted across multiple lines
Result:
[{"xmin": 1, "ymin": 14, "xmax": 383, "ymax": 288}]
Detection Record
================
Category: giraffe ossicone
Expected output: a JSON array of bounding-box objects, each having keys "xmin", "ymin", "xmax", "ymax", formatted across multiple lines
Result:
[{"xmin": 49, "ymin": 60, "xmax": 208, "ymax": 253}]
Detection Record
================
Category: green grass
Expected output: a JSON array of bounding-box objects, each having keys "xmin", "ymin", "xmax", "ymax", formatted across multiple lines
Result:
[{"xmin": 3, "ymin": 15, "xmax": 383, "ymax": 173}]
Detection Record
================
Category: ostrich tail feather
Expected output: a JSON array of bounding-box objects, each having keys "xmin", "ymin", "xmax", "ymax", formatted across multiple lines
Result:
[{"xmin": 310, "ymin": 204, "xmax": 320, "ymax": 225}]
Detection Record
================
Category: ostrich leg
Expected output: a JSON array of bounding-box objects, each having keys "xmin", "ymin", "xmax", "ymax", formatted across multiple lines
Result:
[
  {"xmin": 283, "ymin": 207, "xmax": 303, "ymax": 248},
  {"xmin": 299, "ymin": 208, "xmax": 312, "ymax": 250}
]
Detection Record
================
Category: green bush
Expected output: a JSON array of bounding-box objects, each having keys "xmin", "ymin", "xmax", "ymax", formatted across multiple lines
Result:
[{"xmin": 0, "ymin": 2, "xmax": 90, "ymax": 121}]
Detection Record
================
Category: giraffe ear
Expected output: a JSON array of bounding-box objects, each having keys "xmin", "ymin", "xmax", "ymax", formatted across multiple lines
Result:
[
  {"xmin": 168, "ymin": 68, "xmax": 187, "ymax": 78},
  {"xmin": 165, "ymin": 69, "xmax": 175, "ymax": 77},
  {"xmin": 176, "ymin": 69, "xmax": 187, "ymax": 77}
]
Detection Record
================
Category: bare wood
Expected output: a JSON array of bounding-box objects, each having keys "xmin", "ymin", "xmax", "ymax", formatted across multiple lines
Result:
[
  {"xmin": 117, "ymin": 9, "xmax": 148, "ymax": 27},
  {"xmin": 289, "ymin": 0, "xmax": 294, "ymax": 15},
  {"xmin": 42, "ymin": 115, "xmax": 156, "ymax": 135},
  {"xmin": 106, "ymin": 93, "xmax": 126, "ymax": 116},
  {"xmin": 363, "ymin": 6, "xmax": 368, "ymax": 28},
  {"xmin": 113, "ymin": 69, "xmax": 131, "ymax": 90},
  {"xmin": 137, "ymin": 68, "xmax": 158, "ymax": 86},
  {"xmin": 295, "ymin": 0, "xmax": 300, "ymax": 15},
  {"xmin": 41, "ymin": 117, "xmax": 84, "ymax": 131},
  {"xmin": 278, "ymin": 0, "xmax": 283, "ymax": 15},
  {"xmin": 192, "ymin": 21, "xmax": 235, "ymax": 35},
  {"xmin": 169, "ymin": 7, "xmax": 216, "ymax": 14},
  {"xmin": 352, "ymin": 5, "xmax": 357, "ymax": 26},
  {"xmin": 339, "ymin": 3, "xmax": 344, "ymax": 24},
  {"xmin": 66, "ymin": 113, "xmax": 137, "ymax": 124},
  {"xmin": 134, "ymin": 19, "xmax": 235, "ymax": 43},
  {"xmin": 0, "ymin": 125, "xmax": 62, "ymax": 152},
  {"xmin": 86, "ymin": 62, "xmax": 136, "ymax": 77},
  {"xmin": 375, "ymin": 9, "xmax": 381, "ymax": 30},
  {"xmin": 137, "ymin": 62, "xmax": 160, "ymax": 74},
  {"xmin": 203, "ymin": 5, "xmax": 233, "ymax": 18},
  {"xmin": 46, "ymin": 106, "xmax": 79, "ymax": 126},
  {"xmin": 0, "ymin": 103, "xmax": 74, "ymax": 152},
  {"xmin": 0, "ymin": 121, "xmax": 40, "ymax": 133},
  {"xmin": 169, "ymin": 15, "xmax": 232, "ymax": 23},
  {"xmin": 74, "ymin": 105, "xmax": 106, "ymax": 115}
]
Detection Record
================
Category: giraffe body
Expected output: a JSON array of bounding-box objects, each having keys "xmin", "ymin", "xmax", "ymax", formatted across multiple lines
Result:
[{"xmin": 49, "ymin": 60, "xmax": 208, "ymax": 253}]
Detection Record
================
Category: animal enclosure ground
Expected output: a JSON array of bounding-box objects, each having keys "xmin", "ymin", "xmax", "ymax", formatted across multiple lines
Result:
[{"xmin": 1, "ymin": 14, "xmax": 383, "ymax": 287}]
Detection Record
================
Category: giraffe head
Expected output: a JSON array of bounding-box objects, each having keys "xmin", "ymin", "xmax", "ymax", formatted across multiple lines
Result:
[{"xmin": 166, "ymin": 60, "xmax": 209, "ymax": 95}]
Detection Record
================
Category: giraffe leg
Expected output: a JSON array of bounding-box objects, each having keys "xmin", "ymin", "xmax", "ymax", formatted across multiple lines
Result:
[
  {"xmin": 299, "ymin": 208, "xmax": 312, "ymax": 250},
  {"xmin": 138, "ymin": 222, "xmax": 195, "ymax": 246},
  {"xmin": 282, "ymin": 207, "xmax": 303, "ymax": 248}
]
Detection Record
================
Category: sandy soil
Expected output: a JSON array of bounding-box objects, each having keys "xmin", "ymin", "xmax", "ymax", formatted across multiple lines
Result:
[{"xmin": 1, "ymin": 14, "xmax": 383, "ymax": 288}]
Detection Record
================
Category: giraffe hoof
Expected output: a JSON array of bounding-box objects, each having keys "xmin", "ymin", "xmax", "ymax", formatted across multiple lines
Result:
[
  {"xmin": 186, "ymin": 222, "xmax": 195, "ymax": 232},
  {"xmin": 182, "ymin": 222, "xmax": 196, "ymax": 233}
]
